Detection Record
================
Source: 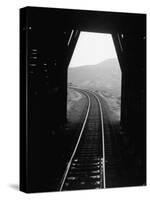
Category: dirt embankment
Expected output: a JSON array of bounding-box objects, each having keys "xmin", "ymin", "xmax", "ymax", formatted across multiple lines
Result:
[
  {"xmin": 67, "ymin": 88, "xmax": 83, "ymax": 112},
  {"xmin": 67, "ymin": 88, "xmax": 87, "ymax": 126}
]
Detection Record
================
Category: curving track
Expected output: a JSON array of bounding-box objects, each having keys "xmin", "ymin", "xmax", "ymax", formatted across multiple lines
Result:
[{"xmin": 59, "ymin": 88, "xmax": 106, "ymax": 191}]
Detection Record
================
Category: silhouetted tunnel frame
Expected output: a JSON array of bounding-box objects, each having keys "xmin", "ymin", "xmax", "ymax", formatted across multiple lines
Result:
[
  {"xmin": 25, "ymin": 6, "xmax": 146, "ymax": 148},
  {"xmin": 20, "ymin": 7, "xmax": 146, "ymax": 191}
]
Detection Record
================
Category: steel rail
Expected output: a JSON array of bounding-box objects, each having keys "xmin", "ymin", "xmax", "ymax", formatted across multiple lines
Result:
[
  {"xmin": 59, "ymin": 90, "xmax": 91, "ymax": 191},
  {"xmin": 91, "ymin": 92, "xmax": 106, "ymax": 188}
]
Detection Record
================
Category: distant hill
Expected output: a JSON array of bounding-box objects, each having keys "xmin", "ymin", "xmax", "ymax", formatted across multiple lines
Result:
[{"xmin": 68, "ymin": 58, "xmax": 121, "ymax": 97}]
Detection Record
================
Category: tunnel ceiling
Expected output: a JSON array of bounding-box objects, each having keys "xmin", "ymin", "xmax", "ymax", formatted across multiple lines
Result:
[{"xmin": 26, "ymin": 6, "xmax": 146, "ymax": 35}]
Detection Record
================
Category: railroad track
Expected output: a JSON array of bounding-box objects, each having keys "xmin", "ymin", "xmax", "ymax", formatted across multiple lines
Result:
[{"xmin": 59, "ymin": 88, "xmax": 106, "ymax": 191}]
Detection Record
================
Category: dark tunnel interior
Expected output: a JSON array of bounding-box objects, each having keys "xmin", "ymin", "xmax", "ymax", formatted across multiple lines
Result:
[{"xmin": 20, "ymin": 7, "xmax": 146, "ymax": 192}]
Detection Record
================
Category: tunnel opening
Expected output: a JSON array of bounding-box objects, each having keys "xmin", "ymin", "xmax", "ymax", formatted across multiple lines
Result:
[{"xmin": 67, "ymin": 31, "xmax": 122, "ymax": 126}]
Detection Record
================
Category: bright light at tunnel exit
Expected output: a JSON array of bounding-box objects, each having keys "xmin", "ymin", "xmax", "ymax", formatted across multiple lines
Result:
[{"xmin": 69, "ymin": 31, "xmax": 118, "ymax": 68}]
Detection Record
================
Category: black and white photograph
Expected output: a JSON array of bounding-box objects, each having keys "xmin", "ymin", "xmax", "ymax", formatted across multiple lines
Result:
[{"xmin": 20, "ymin": 6, "xmax": 146, "ymax": 193}]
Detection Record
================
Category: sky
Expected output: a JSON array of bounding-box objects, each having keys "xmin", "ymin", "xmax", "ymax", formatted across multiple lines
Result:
[{"xmin": 69, "ymin": 31, "xmax": 117, "ymax": 68}]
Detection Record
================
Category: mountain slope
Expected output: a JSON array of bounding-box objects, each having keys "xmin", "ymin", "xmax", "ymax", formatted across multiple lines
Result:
[{"xmin": 68, "ymin": 58, "xmax": 121, "ymax": 97}]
